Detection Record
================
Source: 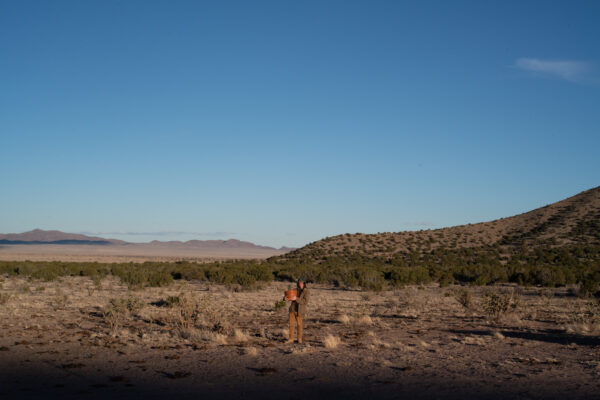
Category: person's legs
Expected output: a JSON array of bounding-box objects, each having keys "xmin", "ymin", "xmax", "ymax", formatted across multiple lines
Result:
[
  {"xmin": 286, "ymin": 312, "xmax": 296, "ymax": 343},
  {"xmin": 297, "ymin": 316, "xmax": 303, "ymax": 343}
]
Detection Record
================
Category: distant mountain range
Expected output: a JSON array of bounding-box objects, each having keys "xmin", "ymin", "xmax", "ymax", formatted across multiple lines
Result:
[{"xmin": 0, "ymin": 229, "xmax": 293, "ymax": 252}]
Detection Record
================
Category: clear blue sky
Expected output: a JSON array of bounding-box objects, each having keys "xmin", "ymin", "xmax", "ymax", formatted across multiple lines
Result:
[{"xmin": 1, "ymin": 1, "xmax": 599, "ymax": 248}]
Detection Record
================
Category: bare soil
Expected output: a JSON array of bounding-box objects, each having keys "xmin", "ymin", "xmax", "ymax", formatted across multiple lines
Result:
[{"xmin": 1, "ymin": 276, "xmax": 599, "ymax": 400}]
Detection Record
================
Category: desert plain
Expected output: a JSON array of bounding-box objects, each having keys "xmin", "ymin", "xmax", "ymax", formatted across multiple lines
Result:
[{"xmin": 1, "ymin": 275, "xmax": 599, "ymax": 400}]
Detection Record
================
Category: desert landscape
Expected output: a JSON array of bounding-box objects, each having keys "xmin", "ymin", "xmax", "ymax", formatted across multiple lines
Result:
[
  {"xmin": 1, "ymin": 276, "xmax": 599, "ymax": 399},
  {"xmin": 3, "ymin": 3, "xmax": 599, "ymax": 398},
  {"xmin": 1, "ymin": 187, "xmax": 599, "ymax": 399}
]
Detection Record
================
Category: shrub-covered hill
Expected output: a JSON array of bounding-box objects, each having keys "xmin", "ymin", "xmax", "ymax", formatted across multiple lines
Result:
[
  {"xmin": 275, "ymin": 186, "xmax": 600, "ymax": 263},
  {"xmin": 265, "ymin": 186, "xmax": 600, "ymax": 290}
]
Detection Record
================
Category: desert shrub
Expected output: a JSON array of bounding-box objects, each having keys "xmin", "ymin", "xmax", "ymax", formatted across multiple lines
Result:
[
  {"xmin": 109, "ymin": 296, "xmax": 146, "ymax": 315},
  {"xmin": 274, "ymin": 300, "xmax": 286, "ymax": 310},
  {"xmin": 388, "ymin": 266, "xmax": 431, "ymax": 286},
  {"xmin": 481, "ymin": 289, "xmax": 520, "ymax": 323},
  {"xmin": 111, "ymin": 266, "xmax": 147, "ymax": 288},
  {"xmin": 1, "ymin": 242, "xmax": 599, "ymax": 289},
  {"xmin": 31, "ymin": 265, "xmax": 62, "ymax": 281},
  {"xmin": 103, "ymin": 296, "xmax": 145, "ymax": 334},
  {"xmin": 567, "ymin": 300, "xmax": 600, "ymax": 335},
  {"xmin": 246, "ymin": 264, "xmax": 274, "ymax": 282},
  {"xmin": 579, "ymin": 272, "xmax": 600, "ymax": 298},
  {"xmin": 166, "ymin": 295, "xmax": 181, "ymax": 307},
  {"xmin": 163, "ymin": 293, "xmax": 231, "ymax": 338},
  {"xmin": 147, "ymin": 270, "xmax": 174, "ymax": 287},
  {"xmin": 356, "ymin": 268, "xmax": 384, "ymax": 291},
  {"xmin": 454, "ymin": 287, "xmax": 473, "ymax": 310}
]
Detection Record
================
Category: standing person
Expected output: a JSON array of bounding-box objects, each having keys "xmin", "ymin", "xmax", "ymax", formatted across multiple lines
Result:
[{"xmin": 284, "ymin": 279, "xmax": 309, "ymax": 344}]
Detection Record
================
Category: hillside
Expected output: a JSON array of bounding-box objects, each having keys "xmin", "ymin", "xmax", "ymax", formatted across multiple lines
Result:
[{"xmin": 276, "ymin": 186, "xmax": 600, "ymax": 263}]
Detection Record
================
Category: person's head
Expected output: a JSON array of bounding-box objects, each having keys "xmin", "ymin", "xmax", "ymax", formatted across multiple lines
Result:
[{"xmin": 297, "ymin": 278, "xmax": 306, "ymax": 290}]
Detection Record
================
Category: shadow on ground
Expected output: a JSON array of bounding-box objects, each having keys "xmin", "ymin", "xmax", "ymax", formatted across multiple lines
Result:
[
  {"xmin": 448, "ymin": 328, "xmax": 600, "ymax": 346},
  {"xmin": 0, "ymin": 363, "xmax": 596, "ymax": 400}
]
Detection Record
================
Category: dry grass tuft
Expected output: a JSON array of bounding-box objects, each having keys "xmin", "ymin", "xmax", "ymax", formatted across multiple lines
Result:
[
  {"xmin": 214, "ymin": 333, "xmax": 228, "ymax": 345},
  {"xmin": 243, "ymin": 346, "xmax": 258, "ymax": 356},
  {"xmin": 373, "ymin": 338, "xmax": 391, "ymax": 349},
  {"xmin": 461, "ymin": 336, "xmax": 486, "ymax": 346},
  {"xmin": 493, "ymin": 331, "xmax": 505, "ymax": 340},
  {"xmin": 323, "ymin": 334, "xmax": 341, "ymax": 349},
  {"xmin": 565, "ymin": 300, "xmax": 600, "ymax": 335},
  {"xmin": 565, "ymin": 322, "xmax": 600, "ymax": 335},
  {"xmin": 233, "ymin": 328, "xmax": 249, "ymax": 343},
  {"xmin": 337, "ymin": 314, "xmax": 351, "ymax": 324},
  {"xmin": 355, "ymin": 314, "xmax": 373, "ymax": 325}
]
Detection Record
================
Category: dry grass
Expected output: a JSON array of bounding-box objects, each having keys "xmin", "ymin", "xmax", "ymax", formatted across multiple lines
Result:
[
  {"xmin": 461, "ymin": 336, "xmax": 486, "ymax": 346},
  {"xmin": 214, "ymin": 333, "xmax": 228, "ymax": 345},
  {"xmin": 493, "ymin": 331, "xmax": 505, "ymax": 340},
  {"xmin": 323, "ymin": 334, "xmax": 341, "ymax": 349},
  {"xmin": 243, "ymin": 346, "xmax": 258, "ymax": 356},
  {"xmin": 337, "ymin": 314, "xmax": 351, "ymax": 324},
  {"xmin": 355, "ymin": 314, "xmax": 373, "ymax": 326},
  {"xmin": 565, "ymin": 300, "xmax": 600, "ymax": 335},
  {"xmin": 233, "ymin": 328, "xmax": 249, "ymax": 343}
]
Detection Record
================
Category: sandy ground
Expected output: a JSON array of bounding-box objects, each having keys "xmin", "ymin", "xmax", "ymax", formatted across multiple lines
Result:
[
  {"xmin": 1, "ymin": 276, "xmax": 599, "ymax": 400},
  {"xmin": 0, "ymin": 244, "xmax": 286, "ymax": 262}
]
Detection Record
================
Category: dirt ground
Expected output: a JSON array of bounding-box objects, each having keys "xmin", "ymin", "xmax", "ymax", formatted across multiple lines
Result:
[{"xmin": 1, "ymin": 276, "xmax": 599, "ymax": 400}]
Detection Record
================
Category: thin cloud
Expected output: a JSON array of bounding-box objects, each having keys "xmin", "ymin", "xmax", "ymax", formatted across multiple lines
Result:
[{"xmin": 514, "ymin": 58, "xmax": 593, "ymax": 83}]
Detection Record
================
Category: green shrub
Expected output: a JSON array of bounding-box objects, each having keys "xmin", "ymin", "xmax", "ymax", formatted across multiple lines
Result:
[
  {"xmin": 356, "ymin": 269, "xmax": 384, "ymax": 291},
  {"xmin": 166, "ymin": 295, "xmax": 181, "ymax": 307},
  {"xmin": 481, "ymin": 289, "xmax": 520, "ymax": 323},
  {"xmin": 579, "ymin": 273, "xmax": 600, "ymax": 298},
  {"xmin": 147, "ymin": 271, "xmax": 174, "ymax": 287},
  {"xmin": 31, "ymin": 265, "xmax": 62, "ymax": 281},
  {"xmin": 274, "ymin": 299, "xmax": 286, "ymax": 309}
]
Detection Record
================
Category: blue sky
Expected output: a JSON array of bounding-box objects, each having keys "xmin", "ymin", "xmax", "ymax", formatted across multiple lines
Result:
[{"xmin": 1, "ymin": 1, "xmax": 599, "ymax": 248}]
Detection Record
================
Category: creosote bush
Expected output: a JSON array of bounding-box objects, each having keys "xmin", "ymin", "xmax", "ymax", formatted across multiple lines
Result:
[
  {"xmin": 481, "ymin": 289, "xmax": 520, "ymax": 323},
  {"xmin": 160, "ymin": 292, "xmax": 232, "ymax": 339},
  {"xmin": 1, "ymin": 242, "xmax": 599, "ymax": 290},
  {"xmin": 103, "ymin": 296, "xmax": 146, "ymax": 334}
]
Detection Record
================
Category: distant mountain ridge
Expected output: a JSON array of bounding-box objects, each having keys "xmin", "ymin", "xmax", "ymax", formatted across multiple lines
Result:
[
  {"xmin": 0, "ymin": 229, "xmax": 125, "ymax": 245},
  {"xmin": 0, "ymin": 229, "xmax": 292, "ymax": 251}
]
